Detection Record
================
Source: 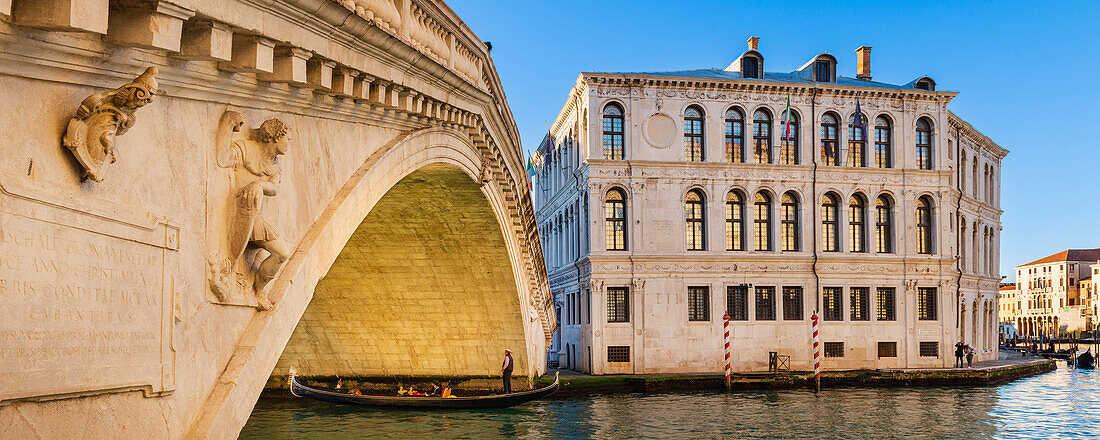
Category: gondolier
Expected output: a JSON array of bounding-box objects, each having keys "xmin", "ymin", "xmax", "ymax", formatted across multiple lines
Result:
[{"xmin": 500, "ymin": 349, "xmax": 514, "ymax": 393}]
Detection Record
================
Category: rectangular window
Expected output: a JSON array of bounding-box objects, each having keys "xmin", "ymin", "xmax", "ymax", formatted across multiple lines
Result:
[
  {"xmin": 876, "ymin": 287, "xmax": 896, "ymax": 321},
  {"xmin": 607, "ymin": 287, "xmax": 630, "ymax": 323},
  {"xmin": 850, "ymin": 287, "xmax": 870, "ymax": 321},
  {"xmin": 688, "ymin": 286, "xmax": 710, "ymax": 322},
  {"xmin": 824, "ymin": 342, "xmax": 844, "ymax": 357},
  {"xmin": 755, "ymin": 286, "xmax": 776, "ymax": 321},
  {"xmin": 878, "ymin": 342, "xmax": 897, "ymax": 358},
  {"xmin": 918, "ymin": 287, "xmax": 937, "ymax": 320},
  {"xmin": 782, "ymin": 286, "xmax": 803, "ymax": 321},
  {"xmin": 919, "ymin": 342, "xmax": 939, "ymax": 357},
  {"xmin": 823, "ymin": 287, "xmax": 843, "ymax": 321},
  {"xmin": 727, "ymin": 285, "xmax": 748, "ymax": 321},
  {"xmin": 607, "ymin": 346, "xmax": 630, "ymax": 363}
]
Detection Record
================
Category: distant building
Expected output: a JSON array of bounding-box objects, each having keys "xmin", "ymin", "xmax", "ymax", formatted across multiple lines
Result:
[
  {"xmin": 998, "ymin": 284, "xmax": 1018, "ymax": 339},
  {"xmin": 535, "ymin": 38, "xmax": 1007, "ymax": 373},
  {"xmin": 1012, "ymin": 249, "xmax": 1100, "ymax": 337}
]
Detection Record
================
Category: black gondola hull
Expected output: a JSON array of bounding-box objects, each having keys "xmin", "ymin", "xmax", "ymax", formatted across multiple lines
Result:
[{"xmin": 289, "ymin": 374, "xmax": 559, "ymax": 409}]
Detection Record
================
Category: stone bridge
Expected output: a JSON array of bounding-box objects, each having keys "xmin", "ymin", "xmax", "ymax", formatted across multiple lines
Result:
[{"xmin": 0, "ymin": 0, "xmax": 553, "ymax": 438}]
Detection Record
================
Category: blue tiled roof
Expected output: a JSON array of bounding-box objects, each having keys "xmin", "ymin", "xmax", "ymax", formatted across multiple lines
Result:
[{"xmin": 593, "ymin": 68, "xmax": 924, "ymax": 91}]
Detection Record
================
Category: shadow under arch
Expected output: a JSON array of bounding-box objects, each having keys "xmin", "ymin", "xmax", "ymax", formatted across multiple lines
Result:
[{"xmin": 276, "ymin": 162, "xmax": 527, "ymax": 377}]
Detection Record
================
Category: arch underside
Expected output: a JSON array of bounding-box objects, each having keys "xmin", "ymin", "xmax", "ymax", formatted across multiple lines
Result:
[{"xmin": 276, "ymin": 163, "xmax": 528, "ymax": 377}]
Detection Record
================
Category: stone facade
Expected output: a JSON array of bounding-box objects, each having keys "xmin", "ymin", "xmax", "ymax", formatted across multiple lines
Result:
[
  {"xmin": 0, "ymin": 1, "xmax": 552, "ymax": 438},
  {"xmin": 536, "ymin": 40, "xmax": 1007, "ymax": 374}
]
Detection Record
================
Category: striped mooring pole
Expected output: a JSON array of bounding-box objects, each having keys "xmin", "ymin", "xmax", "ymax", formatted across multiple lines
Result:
[
  {"xmin": 723, "ymin": 313, "xmax": 731, "ymax": 390},
  {"xmin": 812, "ymin": 311, "xmax": 820, "ymax": 393}
]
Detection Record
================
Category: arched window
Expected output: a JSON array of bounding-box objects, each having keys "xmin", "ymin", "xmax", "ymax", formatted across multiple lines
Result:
[
  {"xmin": 725, "ymin": 191, "xmax": 745, "ymax": 251},
  {"xmin": 848, "ymin": 113, "xmax": 868, "ymax": 167},
  {"xmin": 848, "ymin": 194, "xmax": 867, "ymax": 252},
  {"xmin": 821, "ymin": 113, "xmax": 839, "ymax": 166},
  {"xmin": 753, "ymin": 109, "xmax": 772, "ymax": 164},
  {"xmin": 754, "ymin": 192, "xmax": 772, "ymax": 251},
  {"xmin": 874, "ymin": 116, "xmax": 892, "ymax": 168},
  {"xmin": 724, "ymin": 108, "xmax": 745, "ymax": 163},
  {"xmin": 743, "ymin": 57, "xmax": 760, "ymax": 79},
  {"xmin": 605, "ymin": 189, "xmax": 627, "ymax": 251},
  {"xmin": 916, "ymin": 118, "xmax": 933, "ymax": 170},
  {"xmin": 821, "ymin": 193, "xmax": 840, "ymax": 252},
  {"xmin": 875, "ymin": 196, "xmax": 893, "ymax": 253},
  {"xmin": 685, "ymin": 189, "xmax": 706, "ymax": 250},
  {"xmin": 781, "ymin": 110, "xmax": 799, "ymax": 165},
  {"xmin": 602, "ymin": 103, "xmax": 624, "ymax": 160},
  {"xmin": 781, "ymin": 192, "xmax": 800, "ymax": 251},
  {"xmin": 684, "ymin": 106, "xmax": 705, "ymax": 162},
  {"xmin": 917, "ymin": 195, "xmax": 934, "ymax": 254}
]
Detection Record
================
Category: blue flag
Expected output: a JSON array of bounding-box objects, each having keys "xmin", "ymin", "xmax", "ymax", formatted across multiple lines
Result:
[{"xmin": 854, "ymin": 99, "xmax": 868, "ymax": 142}]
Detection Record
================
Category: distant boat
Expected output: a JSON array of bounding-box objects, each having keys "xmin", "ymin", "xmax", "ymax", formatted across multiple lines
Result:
[
  {"xmin": 1077, "ymin": 350, "xmax": 1095, "ymax": 369},
  {"xmin": 288, "ymin": 368, "xmax": 560, "ymax": 409}
]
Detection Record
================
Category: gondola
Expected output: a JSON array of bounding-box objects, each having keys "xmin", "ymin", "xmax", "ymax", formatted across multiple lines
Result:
[
  {"xmin": 288, "ymin": 368, "xmax": 559, "ymax": 409},
  {"xmin": 1077, "ymin": 350, "xmax": 1095, "ymax": 369}
]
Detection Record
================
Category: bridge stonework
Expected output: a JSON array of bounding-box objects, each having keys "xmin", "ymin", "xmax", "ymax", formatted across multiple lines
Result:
[{"xmin": 0, "ymin": 1, "xmax": 553, "ymax": 439}]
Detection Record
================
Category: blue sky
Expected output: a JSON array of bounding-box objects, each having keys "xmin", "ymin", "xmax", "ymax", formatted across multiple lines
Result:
[{"xmin": 448, "ymin": 0, "xmax": 1100, "ymax": 281}]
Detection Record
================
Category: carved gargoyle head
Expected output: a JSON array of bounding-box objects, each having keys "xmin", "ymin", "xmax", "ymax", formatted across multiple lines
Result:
[{"xmin": 114, "ymin": 67, "xmax": 159, "ymax": 110}]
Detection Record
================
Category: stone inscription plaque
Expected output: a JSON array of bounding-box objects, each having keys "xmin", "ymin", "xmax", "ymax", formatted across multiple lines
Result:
[{"xmin": 0, "ymin": 194, "xmax": 176, "ymax": 403}]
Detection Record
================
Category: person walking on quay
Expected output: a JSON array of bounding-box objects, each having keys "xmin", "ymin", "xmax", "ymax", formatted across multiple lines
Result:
[
  {"xmin": 955, "ymin": 341, "xmax": 966, "ymax": 368},
  {"xmin": 500, "ymin": 349, "xmax": 514, "ymax": 394},
  {"xmin": 965, "ymin": 344, "xmax": 975, "ymax": 368}
]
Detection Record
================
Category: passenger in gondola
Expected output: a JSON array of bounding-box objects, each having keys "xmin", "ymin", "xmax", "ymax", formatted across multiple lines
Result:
[{"xmin": 428, "ymin": 381, "xmax": 443, "ymax": 396}]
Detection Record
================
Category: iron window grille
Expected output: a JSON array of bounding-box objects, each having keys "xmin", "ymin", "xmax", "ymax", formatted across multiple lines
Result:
[
  {"xmin": 824, "ymin": 341, "xmax": 844, "ymax": 357},
  {"xmin": 782, "ymin": 286, "xmax": 803, "ymax": 321},
  {"xmin": 878, "ymin": 342, "xmax": 898, "ymax": 358},
  {"xmin": 823, "ymin": 287, "xmax": 843, "ymax": 321},
  {"xmin": 918, "ymin": 287, "xmax": 937, "ymax": 320},
  {"xmin": 850, "ymin": 287, "xmax": 870, "ymax": 321},
  {"xmin": 877, "ymin": 287, "xmax": 896, "ymax": 321},
  {"xmin": 919, "ymin": 341, "xmax": 939, "ymax": 357},
  {"xmin": 727, "ymin": 285, "xmax": 749, "ymax": 321},
  {"xmin": 607, "ymin": 346, "xmax": 630, "ymax": 363},
  {"xmin": 755, "ymin": 286, "xmax": 776, "ymax": 321},
  {"xmin": 688, "ymin": 286, "xmax": 711, "ymax": 321},
  {"xmin": 607, "ymin": 287, "xmax": 630, "ymax": 323}
]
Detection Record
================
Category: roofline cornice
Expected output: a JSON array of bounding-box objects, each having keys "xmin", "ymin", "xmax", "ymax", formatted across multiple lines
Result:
[
  {"xmin": 948, "ymin": 111, "xmax": 1009, "ymax": 158},
  {"xmin": 579, "ymin": 72, "xmax": 958, "ymax": 101}
]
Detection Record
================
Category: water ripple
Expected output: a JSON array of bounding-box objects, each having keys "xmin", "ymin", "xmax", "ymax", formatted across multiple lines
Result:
[{"xmin": 242, "ymin": 365, "xmax": 1100, "ymax": 439}]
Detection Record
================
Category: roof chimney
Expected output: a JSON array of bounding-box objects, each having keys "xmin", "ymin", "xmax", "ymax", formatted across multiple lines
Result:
[
  {"xmin": 856, "ymin": 46, "xmax": 871, "ymax": 80},
  {"xmin": 747, "ymin": 36, "xmax": 759, "ymax": 51}
]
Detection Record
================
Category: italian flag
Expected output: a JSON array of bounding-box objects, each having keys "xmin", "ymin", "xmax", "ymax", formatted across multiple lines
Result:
[{"xmin": 783, "ymin": 94, "xmax": 792, "ymax": 143}]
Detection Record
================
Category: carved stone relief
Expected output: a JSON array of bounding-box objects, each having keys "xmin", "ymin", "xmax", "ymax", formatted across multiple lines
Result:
[
  {"xmin": 207, "ymin": 110, "xmax": 291, "ymax": 310},
  {"xmin": 62, "ymin": 67, "xmax": 158, "ymax": 182}
]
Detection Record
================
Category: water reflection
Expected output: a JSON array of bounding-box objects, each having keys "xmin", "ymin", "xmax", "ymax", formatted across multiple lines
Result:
[{"xmin": 242, "ymin": 366, "xmax": 1098, "ymax": 439}]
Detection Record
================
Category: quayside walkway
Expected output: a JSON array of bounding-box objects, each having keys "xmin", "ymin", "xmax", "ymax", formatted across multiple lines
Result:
[{"xmin": 539, "ymin": 351, "xmax": 1057, "ymax": 397}]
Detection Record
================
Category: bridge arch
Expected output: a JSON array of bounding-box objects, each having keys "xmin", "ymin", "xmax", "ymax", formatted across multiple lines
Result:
[{"xmin": 273, "ymin": 127, "xmax": 541, "ymax": 378}]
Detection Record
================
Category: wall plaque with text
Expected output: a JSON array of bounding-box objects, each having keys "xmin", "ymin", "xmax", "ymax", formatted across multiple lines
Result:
[{"xmin": 0, "ymin": 173, "xmax": 177, "ymax": 404}]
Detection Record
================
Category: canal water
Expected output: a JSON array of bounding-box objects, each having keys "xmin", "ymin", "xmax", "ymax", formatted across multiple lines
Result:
[{"xmin": 241, "ymin": 364, "xmax": 1099, "ymax": 439}]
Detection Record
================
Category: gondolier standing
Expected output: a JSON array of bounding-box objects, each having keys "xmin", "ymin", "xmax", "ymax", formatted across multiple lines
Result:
[{"xmin": 500, "ymin": 349, "xmax": 514, "ymax": 393}]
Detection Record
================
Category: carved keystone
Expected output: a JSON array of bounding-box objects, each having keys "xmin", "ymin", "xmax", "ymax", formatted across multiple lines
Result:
[
  {"xmin": 177, "ymin": 20, "xmax": 232, "ymax": 61},
  {"xmin": 305, "ymin": 57, "xmax": 335, "ymax": 90},
  {"xmin": 106, "ymin": 1, "xmax": 195, "ymax": 52},
  {"xmin": 13, "ymin": 0, "xmax": 108, "ymax": 33},
  {"xmin": 220, "ymin": 35, "xmax": 274, "ymax": 74},
  {"xmin": 62, "ymin": 67, "xmax": 158, "ymax": 181},
  {"xmin": 257, "ymin": 47, "xmax": 312, "ymax": 86}
]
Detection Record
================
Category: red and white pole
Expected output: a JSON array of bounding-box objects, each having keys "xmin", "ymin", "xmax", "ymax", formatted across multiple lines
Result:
[
  {"xmin": 812, "ymin": 311, "xmax": 820, "ymax": 393},
  {"xmin": 723, "ymin": 313, "xmax": 731, "ymax": 390}
]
